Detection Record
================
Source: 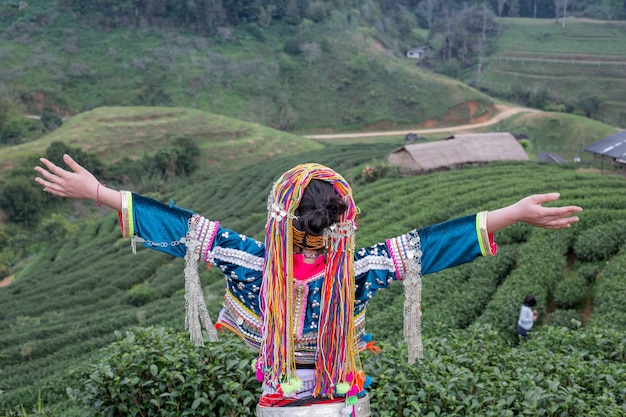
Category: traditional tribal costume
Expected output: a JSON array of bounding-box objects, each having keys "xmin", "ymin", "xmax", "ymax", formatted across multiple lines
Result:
[{"xmin": 118, "ymin": 164, "xmax": 496, "ymax": 416}]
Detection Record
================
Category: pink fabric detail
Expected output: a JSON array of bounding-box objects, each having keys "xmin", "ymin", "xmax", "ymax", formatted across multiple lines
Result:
[
  {"xmin": 292, "ymin": 254, "xmax": 325, "ymax": 281},
  {"xmin": 292, "ymin": 254, "xmax": 319, "ymax": 338},
  {"xmin": 202, "ymin": 220, "xmax": 220, "ymax": 263},
  {"xmin": 386, "ymin": 238, "xmax": 404, "ymax": 281}
]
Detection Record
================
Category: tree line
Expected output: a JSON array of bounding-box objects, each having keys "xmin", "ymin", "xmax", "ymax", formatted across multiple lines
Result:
[
  {"xmin": 62, "ymin": 0, "xmax": 625, "ymax": 35},
  {"xmin": 56, "ymin": 0, "xmax": 625, "ymax": 85}
]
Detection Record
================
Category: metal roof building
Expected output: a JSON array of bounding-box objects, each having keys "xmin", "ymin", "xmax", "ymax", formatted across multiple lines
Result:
[
  {"xmin": 387, "ymin": 132, "xmax": 529, "ymax": 174},
  {"xmin": 584, "ymin": 131, "xmax": 626, "ymax": 168}
]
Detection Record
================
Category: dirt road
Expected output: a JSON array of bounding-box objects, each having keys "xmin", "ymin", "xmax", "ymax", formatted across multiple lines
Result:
[{"xmin": 303, "ymin": 106, "xmax": 540, "ymax": 140}]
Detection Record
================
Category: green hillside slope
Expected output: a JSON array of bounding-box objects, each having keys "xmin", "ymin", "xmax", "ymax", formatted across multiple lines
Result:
[
  {"xmin": 0, "ymin": 106, "xmax": 323, "ymax": 172},
  {"xmin": 473, "ymin": 18, "xmax": 626, "ymax": 128},
  {"xmin": 0, "ymin": 1, "xmax": 495, "ymax": 133}
]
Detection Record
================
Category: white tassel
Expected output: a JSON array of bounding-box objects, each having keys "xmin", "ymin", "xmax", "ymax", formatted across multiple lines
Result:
[
  {"xmin": 184, "ymin": 217, "xmax": 218, "ymax": 345},
  {"xmin": 403, "ymin": 230, "xmax": 423, "ymax": 364}
]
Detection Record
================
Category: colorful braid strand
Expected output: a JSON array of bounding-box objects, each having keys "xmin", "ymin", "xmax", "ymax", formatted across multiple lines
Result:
[{"xmin": 258, "ymin": 163, "xmax": 362, "ymax": 403}]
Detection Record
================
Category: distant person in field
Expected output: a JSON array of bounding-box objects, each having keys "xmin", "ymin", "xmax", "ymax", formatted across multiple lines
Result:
[
  {"xmin": 34, "ymin": 154, "xmax": 582, "ymax": 417},
  {"xmin": 518, "ymin": 294, "xmax": 539, "ymax": 339}
]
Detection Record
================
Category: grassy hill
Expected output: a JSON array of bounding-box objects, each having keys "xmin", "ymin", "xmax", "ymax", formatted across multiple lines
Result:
[
  {"xmin": 1, "ymin": 140, "xmax": 626, "ymax": 414},
  {"xmin": 0, "ymin": 106, "xmax": 323, "ymax": 172},
  {"xmin": 472, "ymin": 18, "xmax": 626, "ymax": 128}
]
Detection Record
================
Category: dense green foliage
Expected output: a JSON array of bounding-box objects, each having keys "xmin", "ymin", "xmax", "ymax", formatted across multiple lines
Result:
[
  {"xmin": 1, "ymin": 141, "xmax": 625, "ymax": 414},
  {"xmin": 366, "ymin": 325, "xmax": 626, "ymax": 416},
  {"xmin": 0, "ymin": 138, "xmax": 203, "ymax": 225},
  {"xmin": 70, "ymin": 327, "xmax": 260, "ymax": 417},
  {"xmin": 589, "ymin": 248, "xmax": 626, "ymax": 329}
]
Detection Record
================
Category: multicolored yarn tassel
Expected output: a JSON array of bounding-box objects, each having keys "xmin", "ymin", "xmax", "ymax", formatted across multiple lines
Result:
[{"xmin": 258, "ymin": 163, "xmax": 360, "ymax": 397}]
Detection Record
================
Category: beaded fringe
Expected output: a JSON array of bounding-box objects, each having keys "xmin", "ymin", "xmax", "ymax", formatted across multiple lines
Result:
[
  {"xmin": 184, "ymin": 215, "xmax": 218, "ymax": 345},
  {"xmin": 403, "ymin": 230, "xmax": 423, "ymax": 364}
]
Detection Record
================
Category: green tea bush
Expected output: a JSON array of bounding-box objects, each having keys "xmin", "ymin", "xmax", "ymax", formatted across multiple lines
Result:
[
  {"xmin": 573, "ymin": 220, "xmax": 626, "ymax": 261},
  {"xmin": 576, "ymin": 262, "xmax": 602, "ymax": 283},
  {"xmin": 546, "ymin": 309, "xmax": 582, "ymax": 329},
  {"xmin": 124, "ymin": 283, "xmax": 159, "ymax": 306},
  {"xmin": 494, "ymin": 222, "xmax": 532, "ymax": 245},
  {"xmin": 477, "ymin": 228, "xmax": 571, "ymax": 339},
  {"xmin": 69, "ymin": 327, "xmax": 260, "ymax": 417},
  {"xmin": 589, "ymin": 248, "xmax": 626, "ymax": 329},
  {"xmin": 553, "ymin": 277, "xmax": 588, "ymax": 309}
]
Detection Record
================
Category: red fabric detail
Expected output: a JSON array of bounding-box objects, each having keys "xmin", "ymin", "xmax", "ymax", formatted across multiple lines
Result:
[
  {"xmin": 258, "ymin": 394, "xmax": 294, "ymax": 407},
  {"xmin": 258, "ymin": 394, "xmax": 346, "ymax": 407},
  {"xmin": 488, "ymin": 232, "xmax": 498, "ymax": 255},
  {"xmin": 118, "ymin": 212, "xmax": 124, "ymax": 235}
]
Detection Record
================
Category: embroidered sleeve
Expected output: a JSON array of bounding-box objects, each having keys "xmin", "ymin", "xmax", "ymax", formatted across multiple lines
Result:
[
  {"xmin": 191, "ymin": 215, "xmax": 221, "ymax": 264},
  {"xmin": 386, "ymin": 213, "xmax": 489, "ymax": 278}
]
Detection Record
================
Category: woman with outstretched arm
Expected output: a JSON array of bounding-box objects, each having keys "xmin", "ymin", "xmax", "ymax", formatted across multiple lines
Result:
[{"xmin": 35, "ymin": 154, "xmax": 582, "ymax": 417}]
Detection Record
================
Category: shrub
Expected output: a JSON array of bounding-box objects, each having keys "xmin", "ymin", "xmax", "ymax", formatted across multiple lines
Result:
[
  {"xmin": 307, "ymin": 2, "xmax": 328, "ymax": 23},
  {"xmin": 0, "ymin": 177, "xmax": 48, "ymax": 225},
  {"xmin": 547, "ymin": 309, "xmax": 582, "ymax": 329},
  {"xmin": 573, "ymin": 220, "xmax": 626, "ymax": 261},
  {"xmin": 0, "ymin": 117, "xmax": 44, "ymax": 145},
  {"xmin": 361, "ymin": 162, "xmax": 388, "ymax": 183},
  {"xmin": 283, "ymin": 38, "xmax": 301, "ymax": 55},
  {"xmin": 553, "ymin": 276, "xmax": 588, "ymax": 309},
  {"xmin": 39, "ymin": 213, "xmax": 78, "ymax": 243},
  {"xmin": 124, "ymin": 283, "xmax": 159, "ymax": 306},
  {"xmin": 576, "ymin": 262, "xmax": 601, "ymax": 283},
  {"xmin": 40, "ymin": 111, "xmax": 63, "ymax": 131},
  {"xmin": 70, "ymin": 327, "xmax": 261, "ymax": 417}
]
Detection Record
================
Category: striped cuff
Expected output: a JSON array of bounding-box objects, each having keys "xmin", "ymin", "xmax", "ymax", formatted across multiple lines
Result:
[
  {"xmin": 119, "ymin": 191, "xmax": 134, "ymax": 238},
  {"xmin": 476, "ymin": 211, "xmax": 497, "ymax": 256}
]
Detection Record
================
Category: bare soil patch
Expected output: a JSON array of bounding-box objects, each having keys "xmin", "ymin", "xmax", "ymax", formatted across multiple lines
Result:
[{"xmin": 0, "ymin": 275, "xmax": 14, "ymax": 288}]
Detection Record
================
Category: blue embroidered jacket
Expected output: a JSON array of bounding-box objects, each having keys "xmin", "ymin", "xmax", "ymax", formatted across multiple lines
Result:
[{"xmin": 121, "ymin": 193, "xmax": 495, "ymax": 363}]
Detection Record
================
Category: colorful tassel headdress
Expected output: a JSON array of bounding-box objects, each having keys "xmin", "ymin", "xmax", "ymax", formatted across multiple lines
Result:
[{"xmin": 258, "ymin": 163, "xmax": 359, "ymax": 397}]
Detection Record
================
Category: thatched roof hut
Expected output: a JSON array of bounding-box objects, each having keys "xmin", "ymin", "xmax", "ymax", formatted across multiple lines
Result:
[{"xmin": 388, "ymin": 133, "xmax": 529, "ymax": 174}]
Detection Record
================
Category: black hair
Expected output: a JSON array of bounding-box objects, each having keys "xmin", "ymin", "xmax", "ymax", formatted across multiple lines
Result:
[
  {"xmin": 293, "ymin": 180, "xmax": 348, "ymax": 236},
  {"xmin": 523, "ymin": 294, "xmax": 537, "ymax": 307}
]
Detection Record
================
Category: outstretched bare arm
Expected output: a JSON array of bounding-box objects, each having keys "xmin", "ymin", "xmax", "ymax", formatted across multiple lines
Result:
[
  {"xmin": 487, "ymin": 193, "xmax": 582, "ymax": 232},
  {"xmin": 34, "ymin": 154, "xmax": 122, "ymax": 211}
]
